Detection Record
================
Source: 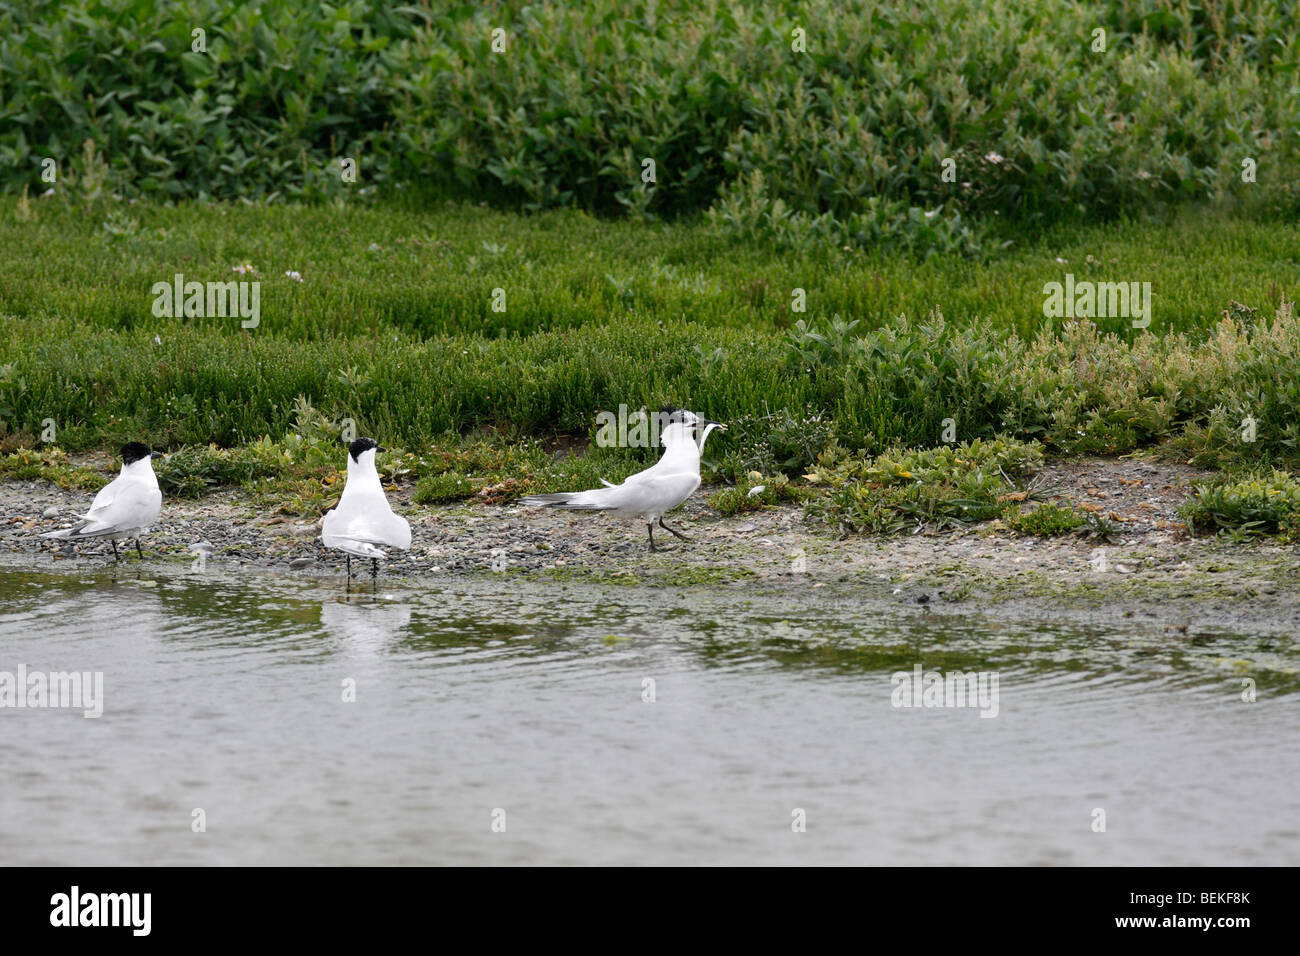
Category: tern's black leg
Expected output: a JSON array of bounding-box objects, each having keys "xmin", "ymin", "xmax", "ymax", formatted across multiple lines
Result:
[
  {"xmin": 134, "ymin": 538, "xmax": 144, "ymax": 559},
  {"xmin": 647, "ymin": 522, "xmax": 659, "ymax": 552},
  {"xmin": 659, "ymin": 517, "xmax": 690, "ymax": 541},
  {"xmin": 111, "ymin": 540, "xmax": 119, "ymax": 561},
  {"xmin": 371, "ymin": 558, "xmax": 378, "ymax": 580},
  {"xmin": 346, "ymin": 554, "xmax": 352, "ymax": 580}
]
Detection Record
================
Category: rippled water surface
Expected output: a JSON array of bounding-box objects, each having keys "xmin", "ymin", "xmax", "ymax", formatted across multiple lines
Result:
[{"xmin": 1, "ymin": 560, "xmax": 1297, "ymax": 865}]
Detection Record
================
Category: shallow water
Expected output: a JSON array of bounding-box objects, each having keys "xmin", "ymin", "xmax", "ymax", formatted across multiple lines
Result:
[{"xmin": 1, "ymin": 559, "xmax": 1297, "ymax": 865}]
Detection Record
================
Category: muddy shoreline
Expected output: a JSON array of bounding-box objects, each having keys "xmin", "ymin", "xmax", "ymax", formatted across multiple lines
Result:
[{"xmin": 3, "ymin": 455, "xmax": 1298, "ymax": 638}]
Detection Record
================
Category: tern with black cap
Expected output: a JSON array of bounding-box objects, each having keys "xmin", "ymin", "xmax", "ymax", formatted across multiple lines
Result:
[
  {"xmin": 40, "ymin": 442, "xmax": 164, "ymax": 559},
  {"xmin": 322, "ymin": 437, "xmax": 412, "ymax": 579},
  {"xmin": 521, "ymin": 406, "xmax": 725, "ymax": 551}
]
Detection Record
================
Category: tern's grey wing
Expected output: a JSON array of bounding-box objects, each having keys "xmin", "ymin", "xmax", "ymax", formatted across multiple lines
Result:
[
  {"xmin": 323, "ymin": 494, "xmax": 410, "ymax": 551},
  {"xmin": 598, "ymin": 470, "xmax": 699, "ymax": 517},
  {"xmin": 74, "ymin": 482, "xmax": 161, "ymax": 536},
  {"xmin": 343, "ymin": 509, "xmax": 410, "ymax": 550},
  {"xmin": 642, "ymin": 471, "xmax": 701, "ymax": 511},
  {"xmin": 82, "ymin": 473, "xmax": 127, "ymax": 518},
  {"xmin": 622, "ymin": 457, "xmax": 671, "ymax": 484}
]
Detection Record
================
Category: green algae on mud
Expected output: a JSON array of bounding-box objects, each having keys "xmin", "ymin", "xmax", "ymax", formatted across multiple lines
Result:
[
  {"xmin": 2, "ymin": 552, "xmax": 1297, "ymax": 697},
  {"xmin": 523, "ymin": 563, "xmax": 760, "ymax": 589}
]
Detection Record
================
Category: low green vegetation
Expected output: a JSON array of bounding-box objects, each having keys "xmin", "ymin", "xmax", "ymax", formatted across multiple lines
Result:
[
  {"xmin": 4, "ymin": 201, "xmax": 1300, "ymax": 467},
  {"xmin": 1005, "ymin": 502, "xmax": 1086, "ymax": 537},
  {"xmin": 1182, "ymin": 471, "xmax": 1300, "ymax": 541},
  {"xmin": 802, "ymin": 437, "xmax": 1126, "ymax": 539},
  {"xmin": 3, "ymin": 196, "xmax": 1299, "ymax": 540},
  {"xmin": 708, "ymin": 474, "xmax": 811, "ymax": 516},
  {"xmin": 412, "ymin": 472, "xmax": 477, "ymax": 506},
  {"xmin": 804, "ymin": 437, "xmax": 1041, "ymax": 534},
  {"xmin": 0, "ymin": 447, "xmax": 103, "ymax": 491},
  {"xmin": 4, "ymin": 393, "xmax": 1295, "ymax": 543},
  {"xmin": 6, "ymin": 200, "xmax": 1297, "ymax": 342}
]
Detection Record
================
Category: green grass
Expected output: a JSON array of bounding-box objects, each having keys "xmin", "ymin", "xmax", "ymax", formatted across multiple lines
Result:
[
  {"xmin": 4, "ymin": 199, "xmax": 1300, "ymax": 473},
  {"xmin": 4, "ymin": 200, "xmax": 1298, "ymax": 341},
  {"xmin": 412, "ymin": 472, "xmax": 477, "ymax": 505},
  {"xmin": 0, "ymin": 447, "xmax": 104, "ymax": 491}
]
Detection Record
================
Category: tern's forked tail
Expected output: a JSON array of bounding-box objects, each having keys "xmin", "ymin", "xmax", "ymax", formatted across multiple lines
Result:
[
  {"xmin": 520, "ymin": 489, "xmax": 615, "ymax": 511},
  {"xmin": 40, "ymin": 525, "xmax": 82, "ymax": 539}
]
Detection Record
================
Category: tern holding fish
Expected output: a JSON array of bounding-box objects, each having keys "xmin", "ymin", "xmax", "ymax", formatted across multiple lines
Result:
[{"xmin": 521, "ymin": 406, "xmax": 725, "ymax": 551}]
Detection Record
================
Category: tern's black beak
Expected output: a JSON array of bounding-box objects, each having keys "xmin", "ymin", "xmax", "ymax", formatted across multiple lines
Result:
[
  {"xmin": 377, "ymin": 445, "xmax": 386, "ymax": 453},
  {"xmin": 150, "ymin": 451, "xmax": 164, "ymax": 459},
  {"xmin": 700, "ymin": 419, "xmax": 726, "ymax": 431}
]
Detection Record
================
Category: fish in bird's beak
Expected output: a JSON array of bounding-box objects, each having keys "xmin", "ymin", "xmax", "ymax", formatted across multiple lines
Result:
[{"xmin": 692, "ymin": 418, "xmax": 726, "ymax": 453}]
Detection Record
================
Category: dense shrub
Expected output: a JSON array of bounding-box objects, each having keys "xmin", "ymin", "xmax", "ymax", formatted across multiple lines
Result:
[{"xmin": 3, "ymin": 0, "xmax": 1297, "ymax": 245}]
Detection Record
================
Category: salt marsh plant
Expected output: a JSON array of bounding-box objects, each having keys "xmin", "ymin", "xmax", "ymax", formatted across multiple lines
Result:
[
  {"xmin": 1181, "ymin": 471, "xmax": 1300, "ymax": 540},
  {"xmin": 4, "ymin": 0, "xmax": 1297, "ymax": 245}
]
